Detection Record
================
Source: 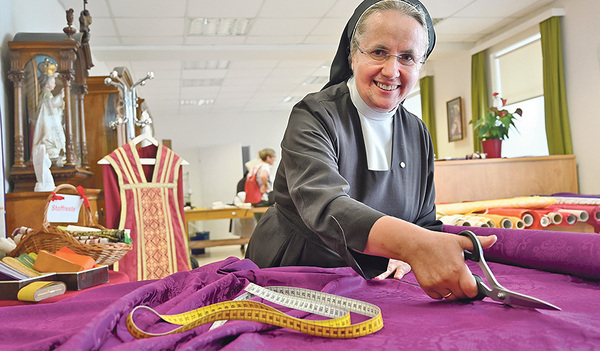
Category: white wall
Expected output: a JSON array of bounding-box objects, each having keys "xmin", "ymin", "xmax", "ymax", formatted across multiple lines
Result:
[
  {"xmin": 556, "ymin": 0, "xmax": 600, "ymax": 194},
  {"xmin": 425, "ymin": 51, "xmax": 474, "ymax": 160},
  {"xmin": 427, "ymin": 0, "xmax": 600, "ymax": 195}
]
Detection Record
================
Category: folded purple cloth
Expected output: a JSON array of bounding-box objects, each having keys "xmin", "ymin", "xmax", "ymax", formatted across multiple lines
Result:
[{"xmin": 443, "ymin": 225, "xmax": 600, "ymax": 280}]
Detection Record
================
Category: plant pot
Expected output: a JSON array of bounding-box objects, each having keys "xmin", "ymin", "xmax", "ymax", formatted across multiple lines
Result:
[{"xmin": 482, "ymin": 139, "xmax": 502, "ymax": 158}]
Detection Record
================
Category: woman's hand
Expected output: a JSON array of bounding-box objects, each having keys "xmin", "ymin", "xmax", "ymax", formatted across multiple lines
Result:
[
  {"xmin": 374, "ymin": 259, "xmax": 411, "ymax": 280},
  {"xmin": 364, "ymin": 216, "xmax": 497, "ymax": 300},
  {"xmin": 408, "ymin": 233, "xmax": 496, "ymax": 301}
]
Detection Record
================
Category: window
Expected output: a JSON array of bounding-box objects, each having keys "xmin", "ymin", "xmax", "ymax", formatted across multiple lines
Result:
[
  {"xmin": 490, "ymin": 34, "xmax": 549, "ymax": 157},
  {"xmin": 501, "ymin": 96, "xmax": 549, "ymax": 157}
]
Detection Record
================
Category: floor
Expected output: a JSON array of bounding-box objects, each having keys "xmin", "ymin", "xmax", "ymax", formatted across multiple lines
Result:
[{"xmin": 191, "ymin": 245, "xmax": 247, "ymax": 267}]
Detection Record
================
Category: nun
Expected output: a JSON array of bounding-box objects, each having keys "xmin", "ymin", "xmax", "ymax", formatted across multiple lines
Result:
[{"xmin": 246, "ymin": 0, "xmax": 496, "ymax": 301}]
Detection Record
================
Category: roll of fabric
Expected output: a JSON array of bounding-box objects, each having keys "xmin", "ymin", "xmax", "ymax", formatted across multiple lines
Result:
[
  {"xmin": 557, "ymin": 209, "xmax": 589, "ymax": 222},
  {"xmin": 548, "ymin": 203, "xmax": 600, "ymax": 233},
  {"xmin": 443, "ymin": 224, "xmax": 600, "ymax": 281},
  {"xmin": 438, "ymin": 214, "xmax": 471, "ymax": 226},
  {"xmin": 478, "ymin": 213, "xmax": 524, "ymax": 229},
  {"xmin": 485, "ymin": 208, "xmax": 535, "ymax": 227},
  {"xmin": 436, "ymin": 196, "xmax": 556, "ymax": 216},
  {"xmin": 551, "ymin": 193, "xmax": 600, "ymax": 206},
  {"xmin": 527, "ymin": 209, "xmax": 562, "ymax": 229},
  {"xmin": 461, "ymin": 215, "xmax": 493, "ymax": 227},
  {"xmin": 437, "ymin": 215, "xmax": 491, "ymax": 227}
]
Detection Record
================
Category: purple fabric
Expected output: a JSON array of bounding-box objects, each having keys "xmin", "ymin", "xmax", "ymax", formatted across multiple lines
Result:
[
  {"xmin": 0, "ymin": 227, "xmax": 599, "ymax": 350},
  {"xmin": 443, "ymin": 225, "xmax": 600, "ymax": 280}
]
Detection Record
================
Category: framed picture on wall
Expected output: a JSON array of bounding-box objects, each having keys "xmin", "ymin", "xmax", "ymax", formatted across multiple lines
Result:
[{"xmin": 446, "ymin": 97, "xmax": 464, "ymax": 142}]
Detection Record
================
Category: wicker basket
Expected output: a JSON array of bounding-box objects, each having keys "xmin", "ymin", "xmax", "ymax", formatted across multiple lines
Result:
[{"xmin": 8, "ymin": 184, "xmax": 132, "ymax": 266}]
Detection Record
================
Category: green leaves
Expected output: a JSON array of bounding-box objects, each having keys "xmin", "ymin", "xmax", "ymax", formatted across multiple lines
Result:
[{"xmin": 470, "ymin": 94, "xmax": 522, "ymax": 141}]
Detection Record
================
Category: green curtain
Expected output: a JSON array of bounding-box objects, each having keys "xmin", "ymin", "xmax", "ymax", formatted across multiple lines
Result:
[
  {"xmin": 419, "ymin": 76, "xmax": 438, "ymax": 156},
  {"xmin": 470, "ymin": 51, "xmax": 488, "ymax": 153},
  {"xmin": 540, "ymin": 16, "xmax": 573, "ymax": 155}
]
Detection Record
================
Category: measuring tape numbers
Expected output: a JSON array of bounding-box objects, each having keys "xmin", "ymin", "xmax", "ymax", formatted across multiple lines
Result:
[{"xmin": 127, "ymin": 283, "xmax": 383, "ymax": 339}]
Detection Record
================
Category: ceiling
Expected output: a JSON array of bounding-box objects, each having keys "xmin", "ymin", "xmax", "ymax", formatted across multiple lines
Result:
[{"xmin": 56, "ymin": 0, "xmax": 554, "ymax": 148}]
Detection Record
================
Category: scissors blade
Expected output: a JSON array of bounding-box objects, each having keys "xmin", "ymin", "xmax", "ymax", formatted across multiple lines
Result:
[{"xmin": 491, "ymin": 288, "xmax": 561, "ymax": 311}]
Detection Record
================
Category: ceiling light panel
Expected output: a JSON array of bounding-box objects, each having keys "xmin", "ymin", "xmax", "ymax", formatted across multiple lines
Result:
[
  {"xmin": 184, "ymin": 60, "xmax": 230, "ymax": 70},
  {"xmin": 189, "ymin": 18, "xmax": 251, "ymax": 36},
  {"xmin": 182, "ymin": 79, "xmax": 224, "ymax": 88}
]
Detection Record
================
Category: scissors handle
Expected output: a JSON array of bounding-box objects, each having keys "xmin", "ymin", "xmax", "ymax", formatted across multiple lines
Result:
[
  {"xmin": 458, "ymin": 231, "xmax": 490, "ymax": 301},
  {"xmin": 469, "ymin": 274, "xmax": 489, "ymax": 301},
  {"xmin": 460, "ymin": 230, "xmax": 482, "ymax": 262}
]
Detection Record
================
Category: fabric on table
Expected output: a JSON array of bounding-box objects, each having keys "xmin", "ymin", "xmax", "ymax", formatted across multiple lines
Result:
[
  {"xmin": 548, "ymin": 203, "xmax": 600, "ymax": 233},
  {"xmin": 443, "ymin": 225, "xmax": 600, "ymax": 281},
  {"xmin": 0, "ymin": 223, "xmax": 599, "ymax": 351},
  {"xmin": 485, "ymin": 207, "xmax": 536, "ymax": 227},
  {"xmin": 552, "ymin": 193, "xmax": 600, "ymax": 205},
  {"xmin": 526, "ymin": 208, "xmax": 563, "ymax": 229},
  {"xmin": 477, "ymin": 213, "xmax": 524, "ymax": 229},
  {"xmin": 436, "ymin": 196, "xmax": 556, "ymax": 216},
  {"xmin": 437, "ymin": 214, "xmax": 492, "ymax": 227}
]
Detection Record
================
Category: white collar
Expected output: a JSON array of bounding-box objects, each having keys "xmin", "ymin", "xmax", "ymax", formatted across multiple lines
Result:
[{"xmin": 347, "ymin": 77, "xmax": 397, "ymax": 121}]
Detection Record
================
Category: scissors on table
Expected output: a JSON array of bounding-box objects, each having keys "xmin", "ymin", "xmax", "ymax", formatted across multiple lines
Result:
[{"xmin": 459, "ymin": 230, "xmax": 561, "ymax": 311}]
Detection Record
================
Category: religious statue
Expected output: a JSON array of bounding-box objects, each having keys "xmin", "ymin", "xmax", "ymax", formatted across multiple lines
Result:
[
  {"xmin": 33, "ymin": 144, "xmax": 56, "ymax": 192},
  {"xmin": 79, "ymin": 0, "xmax": 92, "ymax": 44},
  {"xmin": 31, "ymin": 58, "xmax": 66, "ymax": 166}
]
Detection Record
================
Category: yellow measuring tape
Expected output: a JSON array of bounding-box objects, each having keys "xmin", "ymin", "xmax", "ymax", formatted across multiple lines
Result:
[{"xmin": 127, "ymin": 283, "xmax": 383, "ymax": 339}]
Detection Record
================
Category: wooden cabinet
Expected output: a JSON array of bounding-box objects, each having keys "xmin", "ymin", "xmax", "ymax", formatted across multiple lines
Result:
[{"xmin": 434, "ymin": 155, "xmax": 578, "ymax": 204}]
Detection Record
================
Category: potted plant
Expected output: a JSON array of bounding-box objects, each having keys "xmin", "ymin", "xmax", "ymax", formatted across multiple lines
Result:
[{"xmin": 470, "ymin": 92, "xmax": 523, "ymax": 158}]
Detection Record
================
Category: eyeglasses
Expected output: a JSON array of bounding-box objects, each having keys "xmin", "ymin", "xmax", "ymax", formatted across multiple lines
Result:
[{"xmin": 354, "ymin": 40, "xmax": 424, "ymax": 68}]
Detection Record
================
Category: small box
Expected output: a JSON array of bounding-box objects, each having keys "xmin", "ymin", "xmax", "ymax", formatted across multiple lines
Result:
[
  {"xmin": 54, "ymin": 265, "xmax": 109, "ymax": 290},
  {"xmin": 0, "ymin": 274, "xmax": 57, "ymax": 300}
]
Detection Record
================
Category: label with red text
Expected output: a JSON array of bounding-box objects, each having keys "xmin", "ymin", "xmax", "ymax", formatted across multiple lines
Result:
[{"xmin": 47, "ymin": 195, "xmax": 83, "ymax": 223}]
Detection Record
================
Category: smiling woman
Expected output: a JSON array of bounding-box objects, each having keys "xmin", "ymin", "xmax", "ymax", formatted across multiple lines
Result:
[
  {"xmin": 349, "ymin": 1, "xmax": 428, "ymax": 112},
  {"xmin": 246, "ymin": 0, "xmax": 497, "ymax": 302}
]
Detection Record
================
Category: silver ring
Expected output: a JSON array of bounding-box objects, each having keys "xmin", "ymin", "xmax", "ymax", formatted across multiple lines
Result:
[{"xmin": 442, "ymin": 292, "xmax": 452, "ymax": 298}]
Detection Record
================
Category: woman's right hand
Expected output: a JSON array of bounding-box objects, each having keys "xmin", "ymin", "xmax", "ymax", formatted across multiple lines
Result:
[
  {"xmin": 364, "ymin": 216, "xmax": 496, "ymax": 300},
  {"xmin": 407, "ymin": 232, "xmax": 496, "ymax": 300}
]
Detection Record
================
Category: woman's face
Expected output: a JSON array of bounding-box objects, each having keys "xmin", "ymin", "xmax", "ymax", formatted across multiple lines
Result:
[
  {"xmin": 351, "ymin": 10, "xmax": 428, "ymax": 112},
  {"xmin": 265, "ymin": 155, "xmax": 276, "ymax": 165}
]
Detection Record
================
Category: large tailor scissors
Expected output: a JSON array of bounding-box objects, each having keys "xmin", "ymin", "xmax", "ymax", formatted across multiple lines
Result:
[{"xmin": 459, "ymin": 230, "xmax": 561, "ymax": 311}]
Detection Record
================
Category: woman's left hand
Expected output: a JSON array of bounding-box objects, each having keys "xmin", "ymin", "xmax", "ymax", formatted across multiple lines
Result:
[{"xmin": 374, "ymin": 259, "xmax": 412, "ymax": 280}]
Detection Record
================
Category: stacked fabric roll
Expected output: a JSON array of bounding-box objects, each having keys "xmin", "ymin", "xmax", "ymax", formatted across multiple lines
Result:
[{"xmin": 436, "ymin": 195, "xmax": 600, "ymax": 233}]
